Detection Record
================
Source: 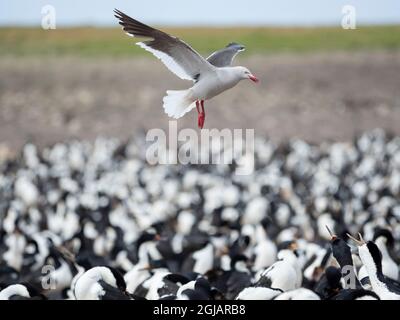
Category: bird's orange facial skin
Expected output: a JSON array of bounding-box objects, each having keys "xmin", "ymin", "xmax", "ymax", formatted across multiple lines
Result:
[{"xmin": 249, "ymin": 74, "xmax": 259, "ymax": 83}]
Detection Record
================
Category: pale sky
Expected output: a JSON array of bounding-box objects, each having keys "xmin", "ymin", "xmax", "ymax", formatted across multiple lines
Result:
[{"xmin": 1, "ymin": 0, "xmax": 400, "ymax": 26}]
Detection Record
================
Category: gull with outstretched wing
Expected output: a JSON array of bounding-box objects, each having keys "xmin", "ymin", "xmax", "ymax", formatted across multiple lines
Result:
[{"xmin": 114, "ymin": 9, "xmax": 259, "ymax": 129}]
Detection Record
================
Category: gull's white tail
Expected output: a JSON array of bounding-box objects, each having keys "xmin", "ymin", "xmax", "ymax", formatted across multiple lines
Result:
[{"xmin": 163, "ymin": 90, "xmax": 196, "ymax": 119}]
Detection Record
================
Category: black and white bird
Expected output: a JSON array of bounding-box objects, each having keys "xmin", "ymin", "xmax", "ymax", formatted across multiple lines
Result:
[
  {"xmin": 181, "ymin": 242, "xmax": 215, "ymax": 275},
  {"xmin": 357, "ymin": 228, "xmax": 399, "ymax": 288},
  {"xmin": 348, "ymin": 233, "xmax": 400, "ymax": 300},
  {"xmin": 326, "ymin": 226, "xmax": 363, "ymax": 289},
  {"xmin": 114, "ymin": 9, "xmax": 259, "ymax": 129},
  {"xmin": 255, "ymin": 248, "xmax": 302, "ymax": 292},
  {"xmin": 0, "ymin": 283, "xmax": 47, "ymax": 300},
  {"xmin": 0, "ymin": 130, "xmax": 399, "ymax": 301},
  {"xmin": 73, "ymin": 266, "xmax": 131, "ymax": 300},
  {"xmin": 161, "ymin": 276, "xmax": 221, "ymax": 300},
  {"xmin": 252, "ymin": 224, "xmax": 277, "ymax": 271},
  {"xmin": 372, "ymin": 228, "xmax": 398, "ymax": 280},
  {"xmin": 314, "ymin": 266, "xmax": 343, "ymax": 299},
  {"xmin": 206, "ymin": 254, "xmax": 252, "ymax": 300},
  {"xmin": 235, "ymin": 247, "xmax": 301, "ymax": 300}
]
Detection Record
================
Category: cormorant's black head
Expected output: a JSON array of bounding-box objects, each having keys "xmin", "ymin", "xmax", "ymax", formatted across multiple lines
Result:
[
  {"xmin": 260, "ymin": 216, "xmax": 272, "ymax": 230},
  {"xmin": 373, "ymin": 228, "xmax": 394, "ymax": 248},
  {"xmin": 237, "ymin": 235, "xmax": 250, "ymax": 247},
  {"xmin": 45, "ymin": 246, "xmax": 63, "ymax": 269},
  {"xmin": 194, "ymin": 277, "xmax": 213, "ymax": 299},
  {"xmin": 278, "ymin": 240, "xmax": 300, "ymax": 257},
  {"xmin": 163, "ymin": 273, "xmax": 191, "ymax": 286},
  {"xmin": 150, "ymin": 222, "xmax": 165, "ymax": 234},
  {"xmin": 136, "ymin": 229, "xmax": 160, "ymax": 251},
  {"xmin": 230, "ymin": 254, "xmax": 249, "ymax": 269},
  {"xmin": 229, "ymin": 235, "xmax": 250, "ymax": 256},
  {"xmin": 277, "ymin": 240, "xmax": 298, "ymax": 252},
  {"xmin": 331, "ymin": 237, "xmax": 354, "ymax": 268},
  {"xmin": 194, "ymin": 277, "xmax": 210, "ymax": 290}
]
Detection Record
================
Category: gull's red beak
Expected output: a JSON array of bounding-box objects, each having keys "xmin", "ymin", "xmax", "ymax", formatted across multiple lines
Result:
[{"xmin": 248, "ymin": 74, "xmax": 259, "ymax": 83}]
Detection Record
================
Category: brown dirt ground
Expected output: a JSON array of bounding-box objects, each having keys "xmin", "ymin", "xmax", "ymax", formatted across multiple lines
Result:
[{"xmin": 1, "ymin": 50, "xmax": 400, "ymax": 155}]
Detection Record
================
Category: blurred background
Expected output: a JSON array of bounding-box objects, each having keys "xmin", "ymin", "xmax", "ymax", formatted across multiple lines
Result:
[{"xmin": 0, "ymin": 0, "xmax": 400, "ymax": 154}]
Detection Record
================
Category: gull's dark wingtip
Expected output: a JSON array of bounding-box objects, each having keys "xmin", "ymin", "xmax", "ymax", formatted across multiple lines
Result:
[
  {"xmin": 114, "ymin": 9, "xmax": 121, "ymax": 19},
  {"xmin": 113, "ymin": 8, "xmax": 126, "ymax": 20},
  {"xmin": 226, "ymin": 42, "xmax": 246, "ymax": 51},
  {"xmin": 112, "ymin": 9, "xmax": 157, "ymax": 39}
]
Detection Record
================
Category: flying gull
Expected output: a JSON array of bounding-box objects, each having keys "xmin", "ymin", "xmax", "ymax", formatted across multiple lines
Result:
[{"xmin": 114, "ymin": 9, "xmax": 259, "ymax": 129}]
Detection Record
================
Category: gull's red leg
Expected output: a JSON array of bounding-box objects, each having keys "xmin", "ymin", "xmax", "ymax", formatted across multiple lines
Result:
[
  {"xmin": 198, "ymin": 100, "xmax": 205, "ymax": 129},
  {"xmin": 196, "ymin": 100, "xmax": 203, "ymax": 129}
]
